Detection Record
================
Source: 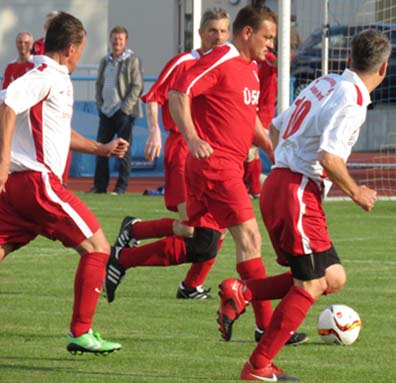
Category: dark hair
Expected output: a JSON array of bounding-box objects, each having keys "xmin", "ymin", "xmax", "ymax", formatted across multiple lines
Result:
[
  {"xmin": 110, "ymin": 25, "xmax": 129, "ymax": 39},
  {"xmin": 44, "ymin": 12, "xmax": 86, "ymax": 53},
  {"xmin": 350, "ymin": 29, "xmax": 391, "ymax": 73},
  {"xmin": 232, "ymin": 5, "xmax": 277, "ymax": 35}
]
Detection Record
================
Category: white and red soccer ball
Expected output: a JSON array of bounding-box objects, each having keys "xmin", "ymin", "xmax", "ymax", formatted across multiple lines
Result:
[{"xmin": 317, "ymin": 304, "xmax": 362, "ymax": 345}]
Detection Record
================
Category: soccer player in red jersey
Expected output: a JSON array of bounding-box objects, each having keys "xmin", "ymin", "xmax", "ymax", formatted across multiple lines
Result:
[
  {"xmin": 243, "ymin": 51, "xmax": 277, "ymax": 199},
  {"xmin": 115, "ymin": 8, "xmax": 231, "ymax": 300},
  {"xmin": 31, "ymin": 11, "xmax": 59, "ymax": 55},
  {"xmin": 104, "ymin": 5, "xmax": 305, "ymax": 346},
  {"xmin": 168, "ymin": 5, "xmax": 293, "ymax": 346},
  {"xmin": 0, "ymin": 12, "xmax": 128, "ymax": 355},
  {"xmin": 218, "ymin": 28, "xmax": 389, "ymax": 381},
  {"xmin": 2, "ymin": 32, "xmax": 34, "ymax": 89}
]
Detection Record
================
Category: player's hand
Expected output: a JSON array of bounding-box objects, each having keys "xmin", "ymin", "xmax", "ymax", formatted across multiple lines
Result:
[
  {"xmin": 99, "ymin": 138, "xmax": 129, "ymax": 158},
  {"xmin": 352, "ymin": 185, "xmax": 377, "ymax": 211},
  {"xmin": 144, "ymin": 128, "xmax": 162, "ymax": 161},
  {"xmin": 0, "ymin": 163, "xmax": 9, "ymax": 193},
  {"xmin": 188, "ymin": 137, "xmax": 213, "ymax": 159}
]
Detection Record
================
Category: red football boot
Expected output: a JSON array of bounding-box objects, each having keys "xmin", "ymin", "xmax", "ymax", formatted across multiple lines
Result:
[
  {"xmin": 240, "ymin": 361, "xmax": 300, "ymax": 382},
  {"xmin": 217, "ymin": 278, "xmax": 249, "ymax": 341}
]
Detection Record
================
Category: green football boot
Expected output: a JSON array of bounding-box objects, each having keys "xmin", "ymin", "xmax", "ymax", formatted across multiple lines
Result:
[{"xmin": 67, "ymin": 329, "xmax": 122, "ymax": 355}]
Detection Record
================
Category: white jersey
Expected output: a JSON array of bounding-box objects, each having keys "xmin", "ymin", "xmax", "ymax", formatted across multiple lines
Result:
[
  {"xmin": 272, "ymin": 69, "xmax": 371, "ymax": 196},
  {"xmin": 4, "ymin": 55, "xmax": 73, "ymax": 180}
]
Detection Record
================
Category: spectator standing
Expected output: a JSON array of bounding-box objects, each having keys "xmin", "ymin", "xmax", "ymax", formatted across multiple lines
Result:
[
  {"xmin": 89, "ymin": 26, "xmax": 143, "ymax": 195},
  {"xmin": 2, "ymin": 32, "xmax": 34, "ymax": 89},
  {"xmin": 0, "ymin": 12, "xmax": 128, "ymax": 355},
  {"xmin": 217, "ymin": 28, "xmax": 390, "ymax": 381}
]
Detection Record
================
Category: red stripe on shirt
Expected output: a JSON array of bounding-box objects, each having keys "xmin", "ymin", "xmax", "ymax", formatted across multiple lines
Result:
[
  {"xmin": 354, "ymin": 84, "xmax": 363, "ymax": 106},
  {"xmin": 29, "ymin": 92, "xmax": 50, "ymax": 166}
]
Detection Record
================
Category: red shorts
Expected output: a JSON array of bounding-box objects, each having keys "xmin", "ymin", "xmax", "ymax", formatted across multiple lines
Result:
[
  {"xmin": 0, "ymin": 171, "xmax": 100, "ymax": 248},
  {"xmin": 185, "ymin": 156, "xmax": 255, "ymax": 230},
  {"xmin": 260, "ymin": 168, "xmax": 331, "ymax": 265},
  {"xmin": 164, "ymin": 131, "xmax": 188, "ymax": 212}
]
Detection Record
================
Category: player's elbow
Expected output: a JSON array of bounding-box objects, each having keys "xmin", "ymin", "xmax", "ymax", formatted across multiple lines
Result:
[{"xmin": 319, "ymin": 150, "xmax": 339, "ymax": 172}]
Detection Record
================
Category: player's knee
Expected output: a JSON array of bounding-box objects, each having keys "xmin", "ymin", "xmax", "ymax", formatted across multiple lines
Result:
[
  {"xmin": 76, "ymin": 230, "xmax": 110, "ymax": 256},
  {"xmin": 325, "ymin": 264, "xmax": 347, "ymax": 294},
  {"xmin": 185, "ymin": 227, "xmax": 222, "ymax": 263}
]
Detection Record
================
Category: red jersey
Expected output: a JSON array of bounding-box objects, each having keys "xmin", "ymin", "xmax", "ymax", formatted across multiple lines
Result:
[
  {"xmin": 141, "ymin": 50, "xmax": 201, "ymax": 132},
  {"xmin": 2, "ymin": 59, "xmax": 34, "ymax": 89},
  {"xmin": 173, "ymin": 43, "xmax": 260, "ymax": 167},
  {"xmin": 258, "ymin": 51, "xmax": 277, "ymax": 130},
  {"xmin": 32, "ymin": 38, "xmax": 45, "ymax": 55}
]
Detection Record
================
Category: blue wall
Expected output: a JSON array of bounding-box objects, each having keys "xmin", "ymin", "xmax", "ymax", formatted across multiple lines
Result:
[
  {"xmin": 70, "ymin": 101, "xmax": 168, "ymax": 177},
  {"xmin": 70, "ymin": 101, "xmax": 272, "ymax": 177}
]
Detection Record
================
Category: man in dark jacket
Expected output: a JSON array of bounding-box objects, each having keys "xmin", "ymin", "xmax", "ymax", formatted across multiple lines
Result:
[{"xmin": 90, "ymin": 25, "xmax": 143, "ymax": 194}]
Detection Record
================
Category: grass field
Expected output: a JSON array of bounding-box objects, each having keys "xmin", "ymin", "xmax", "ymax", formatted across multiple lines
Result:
[{"xmin": 1, "ymin": 194, "xmax": 395, "ymax": 383}]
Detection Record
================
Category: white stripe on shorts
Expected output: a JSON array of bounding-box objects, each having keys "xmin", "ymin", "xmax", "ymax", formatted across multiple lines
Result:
[
  {"xmin": 41, "ymin": 172, "xmax": 94, "ymax": 239},
  {"xmin": 296, "ymin": 175, "xmax": 312, "ymax": 254}
]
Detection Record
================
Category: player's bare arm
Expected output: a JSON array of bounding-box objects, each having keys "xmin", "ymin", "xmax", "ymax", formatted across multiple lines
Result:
[
  {"xmin": 319, "ymin": 150, "xmax": 377, "ymax": 211},
  {"xmin": 168, "ymin": 89, "xmax": 213, "ymax": 159},
  {"xmin": 70, "ymin": 129, "xmax": 129, "ymax": 158},
  {"xmin": 144, "ymin": 101, "xmax": 162, "ymax": 161},
  {"xmin": 253, "ymin": 115, "xmax": 274, "ymax": 162},
  {"xmin": 269, "ymin": 123, "xmax": 279, "ymax": 149},
  {"xmin": 0, "ymin": 104, "xmax": 16, "ymax": 192}
]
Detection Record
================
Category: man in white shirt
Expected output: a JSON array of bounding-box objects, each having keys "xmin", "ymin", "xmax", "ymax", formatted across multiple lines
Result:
[
  {"xmin": 217, "ymin": 28, "xmax": 391, "ymax": 381},
  {"xmin": 0, "ymin": 12, "xmax": 128, "ymax": 355}
]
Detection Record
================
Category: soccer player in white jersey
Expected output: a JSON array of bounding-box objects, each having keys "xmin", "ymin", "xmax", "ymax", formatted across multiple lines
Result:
[
  {"xmin": 0, "ymin": 12, "xmax": 128, "ymax": 355},
  {"xmin": 217, "ymin": 29, "xmax": 391, "ymax": 381}
]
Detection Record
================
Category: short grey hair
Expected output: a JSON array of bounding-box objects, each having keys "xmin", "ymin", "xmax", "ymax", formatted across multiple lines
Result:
[
  {"xmin": 350, "ymin": 29, "xmax": 391, "ymax": 74},
  {"xmin": 199, "ymin": 7, "xmax": 230, "ymax": 31},
  {"xmin": 16, "ymin": 31, "xmax": 34, "ymax": 43}
]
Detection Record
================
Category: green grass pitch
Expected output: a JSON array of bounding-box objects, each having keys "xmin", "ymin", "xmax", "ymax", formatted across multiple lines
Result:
[{"xmin": 1, "ymin": 194, "xmax": 395, "ymax": 383}]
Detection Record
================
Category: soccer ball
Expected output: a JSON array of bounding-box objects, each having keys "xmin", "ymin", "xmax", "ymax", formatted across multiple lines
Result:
[{"xmin": 317, "ymin": 304, "xmax": 362, "ymax": 345}]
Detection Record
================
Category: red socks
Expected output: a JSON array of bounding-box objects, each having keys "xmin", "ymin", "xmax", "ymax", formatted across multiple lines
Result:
[
  {"xmin": 250, "ymin": 286, "xmax": 315, "ymax": 368},
  {"xmin": 245, "ymin": 271, "xmax": 294, "ymax": 301},
  {"xmin": 70, "ymin": 252, "xmax": 108, "ymax": 337},
  {"xmin": 237, "ymin": 258, "xmax": 273, "ymax": 331},
  {"xmin": 182, "ymin": 258, "xmax": 215, "ymax": 288},
  {"xmin": 133, "ymin": 218, "xmax": 175, "ymax": 239},
  {"xmin": 119, "ymin": 237, "xmax": 188, "ymax": 268}
]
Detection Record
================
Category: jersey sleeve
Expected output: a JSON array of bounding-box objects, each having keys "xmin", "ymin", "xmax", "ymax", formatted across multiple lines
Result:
[
  {"xmin": 258, "ymin": 68, "xmax": 277, "ymax": 129},
  {"xmin": 142, "ymin": 52, "xmax": 198, "ymax": 105},
  {"xmin": 4, "ymin": 68, "xmax": 51, "ymax": 114},
  {"xmin": 271, "ymin": 111, "xmax": 284, "ymax": 132},
  {"xmin": 141, "ymin": 55, "xmax": 180, "ymax": 105},
  {"xmin": 257, "ymin": 53, "xmax": 277, "ymax": 129},
  {"xmin": 2, "ymin": 65, "xmax": 12, "ymax": 89},
  {"xmin": 319, "ymin": 101, "xmax": 364, "ymax": 159}
]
